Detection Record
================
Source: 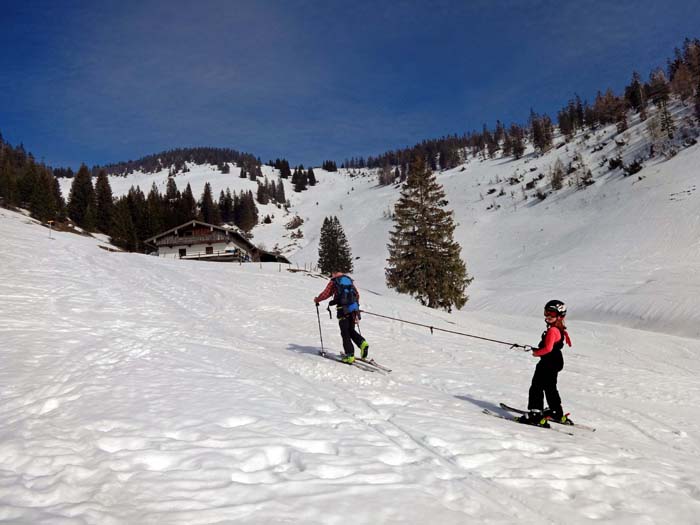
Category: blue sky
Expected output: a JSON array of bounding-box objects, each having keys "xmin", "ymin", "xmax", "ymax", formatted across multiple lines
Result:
[{"xmin": 1, "ymin": 0, "xmax": 699, "ymax": 169}]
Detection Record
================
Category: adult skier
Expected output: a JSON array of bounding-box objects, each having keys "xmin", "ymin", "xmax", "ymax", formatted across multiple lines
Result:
[
  {"xmin": 516, "ymin": 300, "xmax": 573, "ymax": 427},
  {"xmin": 314, "ymin": 271, "xmax": 369, "ymax": 364}
]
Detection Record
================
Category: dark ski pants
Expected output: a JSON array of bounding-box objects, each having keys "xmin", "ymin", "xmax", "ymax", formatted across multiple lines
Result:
[
  {"xmin": 528, "ymin": 351, "xmax": 564, "ymax": 413},
  {"xmin": 338, "ymin": 316, "xmax": 366, "ymax": 357}
]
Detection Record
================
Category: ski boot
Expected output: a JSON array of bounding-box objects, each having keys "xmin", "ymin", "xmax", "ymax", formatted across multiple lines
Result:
[
  {"xmin": 360, "ymin": 341, "xmax": 369, "ymax": 359},
  {"xmin": 341, "ymin": 354, "xmax": 355, "ymax": 364},
  {"xmin": 516, "ymin": 410, "xmax": 550, "ymax": 428},
  {"xmin": 544, "ymin": 407, "xmax": 574, "ymax": 426}
]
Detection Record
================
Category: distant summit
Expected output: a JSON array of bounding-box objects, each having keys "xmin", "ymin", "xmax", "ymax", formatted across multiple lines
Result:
[{"xmin": 99, "ymin": 146, "xmax": 262, "ymax": 177}]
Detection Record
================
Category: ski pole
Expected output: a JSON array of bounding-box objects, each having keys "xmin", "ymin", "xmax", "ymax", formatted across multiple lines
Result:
[{"xmin": 315, "ymin": 303, "xmax": 326, "ymax": 356}]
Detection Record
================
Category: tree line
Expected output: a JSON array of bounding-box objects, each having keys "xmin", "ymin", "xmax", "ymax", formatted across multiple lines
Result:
[
  {"xmin": 344, "ymin": 37, "xmax": 700, "ymax": 186},
  {"xmin": 0, "ymin": 136, "xmax": 66, "ymax": 223},
  {"xmin": 0, "ymin": 136, "xmax": 293, "ymax": 253},
  {"xmin": 88, "ymin": 147, "xmax": 264, "ymax": 177}
]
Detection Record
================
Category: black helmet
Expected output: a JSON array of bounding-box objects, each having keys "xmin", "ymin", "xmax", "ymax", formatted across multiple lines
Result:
[{"xmin": 544, "ymin": 299, "xmax": 567, "ymax": 317}]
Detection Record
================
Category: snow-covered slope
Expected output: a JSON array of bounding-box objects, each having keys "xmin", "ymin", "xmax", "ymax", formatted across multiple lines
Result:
[
  {"xmin": 2, "ymin": 205, "xmax": 700, "ymax": 524},
  {"xmin": 55, "ymin": 101, "xmax": 697, "ymax": 330},
  {"xmin": 61, "ymin": 105, "xmax": 700, "ymax": 340}
]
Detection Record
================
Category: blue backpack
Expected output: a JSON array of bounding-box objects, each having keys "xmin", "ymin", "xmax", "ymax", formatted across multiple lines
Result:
[{"xmin": 333, "ymin": 275, "xmax": 359, "ymax": 315}]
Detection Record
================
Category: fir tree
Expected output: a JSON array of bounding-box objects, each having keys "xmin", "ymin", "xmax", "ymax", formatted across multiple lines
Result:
[
  {"xmin": 145, "ymin": 183, "xmax": 165, "ymax": 237},
  {"xmin": 179, "ymin": 183, "xmax": 197, "ymax": 222},
  {"xmin": 278, "ymin": 159, "xmax": 292, "ymax": 179},
  {"xmin": 625, "ymin": 71, "xmax": 648, "ymax": 118},
  {"xmin": 235, "ymin": 190, "xmax": 258, "ymax": 232},
  {"xmin": 317, "ymin": 216, "xmax": 353, "ymax": 274},
  {"xmin": 111, "ymin": 196, "xmax": 138, "ymax": 251},
  {"xmin": 333, "ymin": 217, "xmax": 353, "ymax": 273},
  {"xmin": 95, "ymin": 169, "xmax": 114, "ymax": 233},
  {"xmin": 30, "ymin": 167, "xmax": 59, "ymax": 222},
  {"xmin": 18, "ymin": 160, "xmax": 39, "ymax": 206},
  {"xmin": 256, "ymin": 181, "xmax": 269, "ymax": 204},
  {"xmin": 0, "ymin": 155, "xmax": 17, "ymax": 206},
  {"xmin": 509, "ymin": 124, "xmax": 525, "ymax": 159},
  {"xmin": 385, "ymin": 156, "xmax": 472, "ymax": 312},
  {"xmin": 219, "ymin": 189, "xmax": 234, "ymax": 223},
  {"xmin": 164, "ymin": 178, "xmax": 181, "ymax": 228},
  {"xmin": 659, "ymin": 100, "xmax": 675, "ymax": 139},
  {"xmin": 307, "ymin": 167, "xmax": 316, "ymax": 186},
  {"xmin": 293, "ymin": 167, "xmax": 308, "ymax": 192},
  {"xmin": 126, "ymin": 186, "xmax": 147, "ymax": 249},
  {"xmin": 67, "ymin": 164, "xmax": 97, "ymax": 229},
  {"xmin": 200, "ymin": 182, "xmax": 221, "ymax": 224},
  {"xmin": 276, "ymin": 178, "xmax": 286, "ymax": 203},
  {"xmin": 317, "ymin": 217, "xmax": 338, "ymax": 274},
  {"xmin": 322, "ymin": 160, "xmax": 337, "ymax": 172},
  {"xmin": 51, "ymin": 175, "xmax": 66, "ymax": 220}
]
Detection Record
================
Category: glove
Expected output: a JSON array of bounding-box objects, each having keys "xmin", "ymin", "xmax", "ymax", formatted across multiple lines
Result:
[{"xmin": 313, "ymin": 297, "xmax": 320, "ymax": 304}]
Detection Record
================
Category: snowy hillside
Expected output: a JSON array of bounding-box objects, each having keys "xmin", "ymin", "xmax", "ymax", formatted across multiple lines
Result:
[
  {"xmin": 2, "ymin": 204, "xmax": 700, "ymax": 524},
  {"xmin": 57, "ymin": 103, "xmax": 700, "ymax": 339},
  {"xmin": 22, "ymin": 100, "xmax": 700, "ymax": 523}
]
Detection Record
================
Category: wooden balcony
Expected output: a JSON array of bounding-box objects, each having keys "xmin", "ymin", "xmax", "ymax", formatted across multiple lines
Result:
[{"xmin": 155, "ymin": 233, "xmax": 231, "ymax": 247}]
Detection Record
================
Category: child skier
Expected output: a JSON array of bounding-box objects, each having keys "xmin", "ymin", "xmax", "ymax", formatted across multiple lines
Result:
[
  {"xmin": 314, "ymin": 271, "xmax": 369, "ymax": 364},
  {"xmin": 517, "ymin": 300, "xmax": 573, "ymax": 427}
]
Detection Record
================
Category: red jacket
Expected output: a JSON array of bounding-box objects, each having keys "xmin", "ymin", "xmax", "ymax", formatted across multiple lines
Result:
[{"xmin": 533, "ymin": 326, "xmax": 572, "ymax": 357}]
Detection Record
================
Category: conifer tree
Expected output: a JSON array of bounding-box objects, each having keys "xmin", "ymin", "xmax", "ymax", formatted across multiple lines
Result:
[
  {"xmin": 318, "ymin": 216, "xmax": 353, "ymax": 274},
  {"xmin": 278, "ymin": 159, "xmax": 291, "ymax": 179},
  {"xmin": 0, "ymin": 155, "xmax": 17, "ymax": 206},
  {"xmin": 164, "ymin": 178, "xmax": 180, "ymax": 228},
  {"xmin": 30, "ymin": 167, "xmax": 59, "ymax": 222},
  {"xmin": 179, "ymin": 183, "xmax": 197, "ymax": 222},
  {"xmin": 219, "ymin": 189, "xmax": 234, "ymax": 223},
  {"xmin": 126, "ymin": 186, "xmax": 147, "ymax": 249},
  {"xmin": 276, "ymin": 178, "xmax": 286, "ymax": 203},
  {"xmin": 51, "ymin": 175, "xmax": 66, "ymax": 220},
  {"xmin": 18, "ymin": 161, "xmax": 39, "ymax": 206},
  {"xmin": 145, "ymin": 183, "xmax": 165, "ymax": 237},
  {"xmin": 95, "ymin": 170, "xmax": 114, "ymax": 233},
  {"xmin": 293, "ymin": 167, "xmax": 308, "ymax": 192},
  {"xmin": 67, "ymin": 164, "xmax": 97, "ymax": 230},
  {"xmin": 234, "ymin": 190, "xmax": 258, "ymax": 233},
  {"xmin": 317, "ymin": 217, "xmax": 338, "ymax": 274},
  {"xmin": 307, "ymin": 167, "xmax": 316, "ymax": 186},
  {"xmin": 111, "ymin": 196, "xmax": 138, "ymax": 251},
  {"xmin": 509, "ymin": 124, "xmax": 525, "ymax": 159},
  {"xmin": 385, "ymin": 156, "xmax": 472, "ymax": 311},
  {"xmin": 200, "ymin": 182, "xmax": 221, "ymax": 224},
  {"xmin": 333, "ymin": 217, "xmax": 353, "ymax": 273},
  {"xmin": 256, "ymin": 180, "xmax": 269, "ymax": 204},
  {"xmin": 625, "ymin": 71, "xmax": 648, "ymax": 119},
  {"xmin": 659, "ymin": 100, "xmax": 675, "ymax": 139}
]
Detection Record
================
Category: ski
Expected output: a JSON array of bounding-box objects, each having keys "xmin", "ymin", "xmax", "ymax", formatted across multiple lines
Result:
[
  {"xmin": 356, "ymin": 357, "xmax": 392, "ymax": 373},
  {"xmin": 483, "ymin": 408, "xmax": 574, "ymax": 436},
  {"xmin": 318, "ymin": 351, "xmax": 383, "ymax": 373},
  {"xmin": 499, "ymin": 403, "xmax": 596, "ymax": 432}
]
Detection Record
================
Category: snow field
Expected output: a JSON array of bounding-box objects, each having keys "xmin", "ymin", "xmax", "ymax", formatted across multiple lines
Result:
[{"xmin": 2, "ymin": 208, "xmax": 700, "ymax": 524}]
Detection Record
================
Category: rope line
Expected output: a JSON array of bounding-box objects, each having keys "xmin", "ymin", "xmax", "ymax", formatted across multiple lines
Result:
[{"xmin": 359, "ymin": 309, "xmax": 531, "ymax": 351}]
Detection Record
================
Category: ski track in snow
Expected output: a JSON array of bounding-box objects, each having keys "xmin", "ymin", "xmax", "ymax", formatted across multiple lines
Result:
[{"xmin": 6, "ymin": 129, "xmax": 700, "ymax": 523}]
